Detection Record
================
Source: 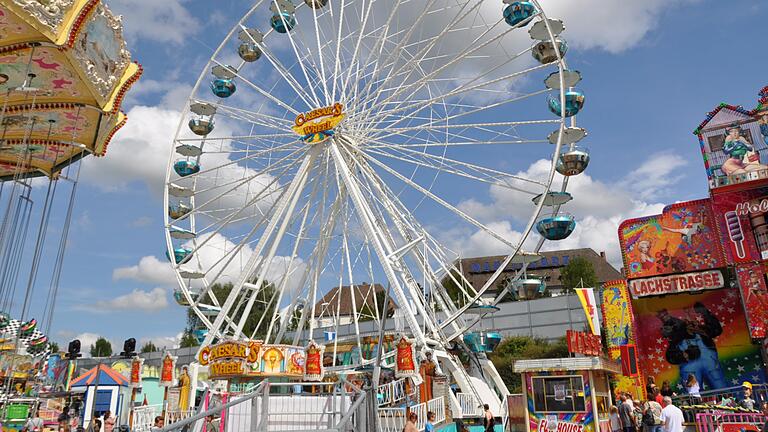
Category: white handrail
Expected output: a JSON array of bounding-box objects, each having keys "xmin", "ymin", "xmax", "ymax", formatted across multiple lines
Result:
[{"xmin": 457, "ymin": 392, "xmax": 483, "ymax": 417}]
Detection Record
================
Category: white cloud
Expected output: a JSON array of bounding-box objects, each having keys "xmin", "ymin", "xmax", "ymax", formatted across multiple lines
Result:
[
  {"xmin": 545, "ymin": 0, "xmax": 700, "ymax": 53},
  {"xmin": 139, "ymin": 333, "xmax": 182, "ymax": 351},
  {"xmin": 109, "ymin": 0, "xmax": 199, "ymax": 44},
  {"xmin": 454, "ymin": 153, "xmax": 681, "ymax": 267},
  {"xmin": 113, "ymin": 255, "xmax": 176, "ymax": 286},
  {"xmin": 91, "ymin": 287, "xmax": 169, "ymax": 312},
  {"xmin": 73, "ymin": 332, "xmax": 114, "ymax": 358}
]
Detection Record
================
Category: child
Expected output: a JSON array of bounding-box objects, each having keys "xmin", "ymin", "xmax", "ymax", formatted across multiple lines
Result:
[{"xmin": 610, "ymin": 406, "xmax": 622, "ymax": 432}]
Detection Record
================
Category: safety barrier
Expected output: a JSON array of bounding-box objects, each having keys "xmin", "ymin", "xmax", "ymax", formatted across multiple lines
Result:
[
  {"xmin": 157, "ymin": 379, "xmax": 369, "ymax": 432},
  {"xmin": 377, "ymin": 396, "xmax": 445, "ymax": 432},
  {"xmin": 457, "ymin": 392, "xmax": 483, "ymax": 417},
  {"xmin": 694, "ymin": 411, "xmax": 767, "ymax": 432}
]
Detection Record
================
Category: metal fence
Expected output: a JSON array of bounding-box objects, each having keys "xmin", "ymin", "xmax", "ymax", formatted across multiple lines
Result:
[
  {"xmin": 695, "ymin": 411, "xmax": 767, "ymax": 432},
  {"xmin": 157, "ymin": 379, "xmax": 369, "ymax": 432},
  {"xmin": 377, "ymin": 396, "xmax": 446, "ymax": 432}
]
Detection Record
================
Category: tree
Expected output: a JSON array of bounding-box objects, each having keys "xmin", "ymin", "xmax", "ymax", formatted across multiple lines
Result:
[
  {"xmin": 182, "ymin": 281, "xmax": 278, "ymax": 341},
  {"xmin": 559, "ymin": 256, "xmax": 598, "ymax": 293},
  {"xmin": 441, "ymin": 269, "xmax": 474, "ymax": 307},
  {"xmin": 49, "ymin": 342, "xmax": 59, "ymax": 353},
  {"xmin": 140, "ymin": 341, "xmax": 158, "ymax": 353},
  {"xmin": 179, "ymin": 332, "xmax": 199, "ymax": 348},
  {"xmin": 488, "ymin": 336, "xmax": 569, "ymax": 392},
  {"xmin": 90, "ymin": 337, "xmax": 112, "ymax": 357}
]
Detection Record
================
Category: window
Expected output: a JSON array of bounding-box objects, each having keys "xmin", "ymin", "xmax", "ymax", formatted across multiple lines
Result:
[
  {"xmin": 532, "ymin": 375, "xmax": 586, "ymax": 413},
  {"xmin": 562, "ymin": 255, "xmax": 569, "ymax": 265},
  {"xmin": 470, "ymin": 263, "xmax": 481, "ymax": 273},
  {"xmin": 551, "ymin": 256, "xmax": 560, "ymax": 266}
]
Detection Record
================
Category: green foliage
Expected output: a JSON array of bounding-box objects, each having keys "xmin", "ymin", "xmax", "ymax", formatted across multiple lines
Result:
[
  {"xmin": 90, "ymin": 337, "xmax": 113, "ymax": 358},
  {"xmin": 359, "ymin": 290, "xmax": 394, "ymax": 322},
  {"xmin": 49, "ymin": 342, "xmax": 59, "ymax": 353},
  {"xmin": 184, "ymin": 281, "xmax": 278, "ymax": 340},
  {"xmin": 559, "ymin": 257, "xmax": 598, "ymax": 293},
  {"xmin": 140, "ymin": 341, "xmax": 158, "ymax": 353},
  {"xmin": 441, "ymin": 269, "xmax": 473, "ymax": 307},
  {"xmin": 179, "ymin": 332, "xmax": 199, "ymax": 348},
  {"xmin": 489, "ymin": 336, "xmax": 569, "ymax": 392}
]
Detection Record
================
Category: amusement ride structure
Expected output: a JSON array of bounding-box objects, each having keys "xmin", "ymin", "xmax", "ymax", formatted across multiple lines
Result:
[
  {"xmin": 164, "ymin": 0, "xmax": 589, "ymax": 418},
  {"xmin": 0, "ymin": 0, "xmax": 140, "ymax": 390}
]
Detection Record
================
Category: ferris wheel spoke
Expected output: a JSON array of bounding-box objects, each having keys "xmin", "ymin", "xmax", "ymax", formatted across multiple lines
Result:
[
  {"xmin": 361, "ymin": 62, "xmax": 551, "ymax": 133},
  {"xmin": 214, "ymin": 105, "xmax": 295, "ymax": 130},
  {"xmin": 364, "ymin": 147, "xmax": 544, "ymax": 195},
  {"xmin": 356, "ymin": 148, "xmax": 518, "ymax": 250},
  {"xmin": 360, "ymin": 5, "xmax": 511, "ymax": 115},
  {"xmin": 175, "ymin": 142, "xmax": 305, "ymax": 182}
]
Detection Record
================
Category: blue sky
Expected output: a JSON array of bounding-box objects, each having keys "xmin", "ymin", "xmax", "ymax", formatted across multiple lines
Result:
[{"xmin": 14, "ymin": 0, "xmax": 766, "ymax": 351}]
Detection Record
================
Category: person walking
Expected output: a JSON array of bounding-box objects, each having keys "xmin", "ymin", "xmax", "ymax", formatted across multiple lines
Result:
[
  {"xmin": 425, "ymin": 411, "xmax": 436, "ymax": 432},
  {"xmin": 660, "ymin": 397, "xmax": 684, "ymax": 432},
  {"xmin": 609, "ymin": 406, "xmax": 622, "ymax": 432},
  {"xmin": 103, "ymin": 411, "xmax": 115, "ymax": 432},
  {"xmin": 619, "ymin": 394, "xmax": 636, "ymax": 432},
  {"xmin": 483, "ymin": 404, "xmax": 496, "ymax": 432},
  {"xmin": 643, "ymin": 395, "xmax": 663, "ymax": 432},
  {"xmin": 404, "ymin": 412, "xmax": 419, "ymax": 432}
]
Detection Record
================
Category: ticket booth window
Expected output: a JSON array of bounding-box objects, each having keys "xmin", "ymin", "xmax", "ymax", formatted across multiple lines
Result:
[{"xmin": 532, "ymin": 375, "xmax": 586, "ymax": 413}]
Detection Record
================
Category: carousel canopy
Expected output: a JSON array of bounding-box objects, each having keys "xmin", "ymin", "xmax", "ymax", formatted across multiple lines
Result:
[
  {"xmin": 70, "ymin": 364, "xmax": 129, "ymax": 387},
  {"xmin": 0, "ymin": 0, "xmax": 141, "ymax": 180}
]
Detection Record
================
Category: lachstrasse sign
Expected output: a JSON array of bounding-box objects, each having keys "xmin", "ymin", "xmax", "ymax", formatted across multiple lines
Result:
[{"xmin": 628, "ymin": 269, "xmax": 725, "ymax": 297}]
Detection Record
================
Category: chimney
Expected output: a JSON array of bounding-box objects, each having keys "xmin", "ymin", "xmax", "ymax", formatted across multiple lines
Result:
[{"xmin": 600, "ymin": 251, "xmax": 606, "ymax": 259}]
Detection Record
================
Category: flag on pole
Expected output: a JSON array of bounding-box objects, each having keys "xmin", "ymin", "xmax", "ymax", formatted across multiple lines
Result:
[{"xmin": 575, "ymin": 288, "xmax": 601, "ymax": 336}]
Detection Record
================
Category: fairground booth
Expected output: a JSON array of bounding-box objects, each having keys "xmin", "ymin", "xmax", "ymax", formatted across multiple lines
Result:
[
  {"xmin": 603, "ymin": 86, "xmax": 768, "ymax": 410},
  {"xmin": 514, "ymin": 356, "xmax": 621, "ymax": 432}
]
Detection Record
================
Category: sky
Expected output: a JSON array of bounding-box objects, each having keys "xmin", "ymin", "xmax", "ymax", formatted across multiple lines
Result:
[{"xmin": 9, "ymin": 0, "xmax": 767, "ymax": 352}]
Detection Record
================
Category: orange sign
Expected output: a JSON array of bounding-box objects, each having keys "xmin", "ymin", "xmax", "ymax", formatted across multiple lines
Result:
[
  {"xmin": 159, "ymin": 352, "xmax": 177, "ymax": 387},
  {"xmin": 395, "ymin": 336, "xmax": 417, "ymax": 378},
  {"xmin": 130, "ymin": 357, "xmax": 143, "ymax": 387},
  {"xmin": 292, "ymin": 103, "xmax": 345, "ymax": 144}
]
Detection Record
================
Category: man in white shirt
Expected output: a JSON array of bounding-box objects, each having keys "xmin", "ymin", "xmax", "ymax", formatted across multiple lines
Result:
[{"xmin": 660, "ymin": 397, "xmax": 684, "ymax": 432}]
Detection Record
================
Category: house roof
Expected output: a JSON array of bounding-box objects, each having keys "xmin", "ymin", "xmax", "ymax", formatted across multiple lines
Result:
[
  {"xmin": 313, "ymin": 283, "xmax": 397, "ymax": 318},
  {"xmin": 458, "ymin": 248, "xmax": 623, "ymax": 290},
  {"xmin": 693, "ymin": 103, "xmax": 754, "ymax": 135},
  {"xmin": 70, "ymin": 364, "xmax": 129, "ymax": 387}
]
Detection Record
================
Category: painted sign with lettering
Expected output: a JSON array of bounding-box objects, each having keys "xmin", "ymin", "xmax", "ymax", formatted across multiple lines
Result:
[{"xmin": 628, "ymin": 270, "xmax": 724, "ymax": 298}]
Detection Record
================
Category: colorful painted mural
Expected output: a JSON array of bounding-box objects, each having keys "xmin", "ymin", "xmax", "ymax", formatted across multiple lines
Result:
[
  {"xmin": 632, "ymin": 287, "xmax": 766, "ymax": 393},
  {"xmin": 600, "ymin": 280, "xmax": 644, "ymax": 397},
  {"xmin": 619, "ymin": 200, "xmax": 726, "ymax": 280},
  {"xmin": 694, "ymin": 88, "xmax": 768, "ymax": 189},
  {"xmin": 735, "ymin": 263, "xmax": 768, "ymax": 339},
  {"xmin": 525, "ymin": 370, "xmax": 594, "ymax": 432},
  {"xmin": 710, "ymin": 186, "xmax": 768, "ymax": 263}
]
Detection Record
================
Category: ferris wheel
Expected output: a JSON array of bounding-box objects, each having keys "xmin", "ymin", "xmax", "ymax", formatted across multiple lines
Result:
[{"xmin": 164, "ymin": 0, "xmax": 588, "ymax": 368}]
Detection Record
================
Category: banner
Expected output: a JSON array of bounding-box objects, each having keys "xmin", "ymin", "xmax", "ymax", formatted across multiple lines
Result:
[
  {"xmin": 159, "ymin": 352, "xmax": 177, "ymax": 387},
  {"xmin": 303, "ymin": 341, "xmax": 324, "ymax": 381},
  {"xmin": 574, "ymin": 288, "xmax": 600, "ymax": 335},
  {"xmin": 129, "ymin": 356, "xmax": 144, "ymax": 388},
  {"xmin": 395, "ymin": 335, "xmax": 418, "ymax": 379}
]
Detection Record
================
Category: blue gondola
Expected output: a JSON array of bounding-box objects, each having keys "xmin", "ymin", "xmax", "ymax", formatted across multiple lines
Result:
[
  {"xmin": 547, "ymin": 89, "xmax": 585, "ymax": 117},
  {"xmin": 210, "ymin": 79, "xmax": 236, "ymax": 98},
  {"xmin": 174, "ymin": 160, "xmax": 200, "ymax": 177},
  {"xmin": 193, "ymin": 329, "xmax": 208, "ymax": 344},
  {"xmin": 270, "ymin": 12, "xmax": 296, "ymax": 33},
  {"xmin": 484, "ymin": 332, "xmax": 502, "ymax": 353},
  {"xmin": 536, "ymin": 214, "xmax": 576, "ymax": 240},
  {"xmin": 166, "ymin": 247, "xmax": 192, "ymax": 264},
  {"xmin": 503, "ymin": 1, "xmax": 535, "ymax": 27}
]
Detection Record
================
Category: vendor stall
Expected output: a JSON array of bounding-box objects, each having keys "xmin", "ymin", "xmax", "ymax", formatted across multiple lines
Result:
[{"xmin": 514, "ymin": 357, "xmax": 621, "ymax": 432}]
